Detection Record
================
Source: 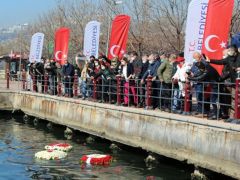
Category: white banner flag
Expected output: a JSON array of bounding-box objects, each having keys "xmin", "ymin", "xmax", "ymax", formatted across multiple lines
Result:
[
  {"xmin": 184, "ymin": 0, "xmax": 209, "ymax": 64},
  {"xmin": 83, "ymin": 21, "xmax": 101, "ymax": 59},
  {"xmin": 29, "ymin": 32, "xmax": 44, "ymax": 63}
]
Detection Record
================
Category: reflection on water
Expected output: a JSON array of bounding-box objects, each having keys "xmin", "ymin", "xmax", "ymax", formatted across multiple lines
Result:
[{"xmin": 0, "ymin": 112, "xmax": 192, "ymax": 179}]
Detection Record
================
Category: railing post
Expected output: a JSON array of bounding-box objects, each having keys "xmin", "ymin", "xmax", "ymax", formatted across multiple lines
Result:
[
  {"xmin": 6, "ymin": 69, "xmax": 10, "ymax": 89},
  {"xmin": 44, "ymin": 73, "xmax": 49, "ymax": 94},
  {"xmin": 93, "ymin": 79, "xmax": 97, "ymax": 101},
  {"xmin": 57, "ymin": 78, "xmax": 62, "ymax": 96},
  {"xmin": 116, "ymin": 76, "xmax": 122, "ymax": 105},
  {"xmin": 183, "ymin": 82, "xmax": 191, "ymax": 115},
  {"xmin": 22, "ymin": 69, "xmax": 26, "ymax": 90},
  {"xmin": 146, "ymin": 76, "xmax": 153, "ymax": 109},
  {"xmin": 32, "ymin": 74, "xmax": 37, "ymax": 92},
  {"xmin": 234, "ymin": 78, "xmax": 240, "ymax": 119},
  {"xmin": 74, "ymin": 70, "xmax": 78, "ymax": 98}
]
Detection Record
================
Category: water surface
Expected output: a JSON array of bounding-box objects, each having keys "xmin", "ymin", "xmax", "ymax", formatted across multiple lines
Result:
[{"xmin": 0, "ymin": 112, "xmax": 192, "ymax": 179}]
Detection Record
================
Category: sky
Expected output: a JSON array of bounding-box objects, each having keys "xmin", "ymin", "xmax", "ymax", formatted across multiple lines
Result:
[{"xmin": 0, "ymin": 0, "xmax": 58, "ymax": 28}]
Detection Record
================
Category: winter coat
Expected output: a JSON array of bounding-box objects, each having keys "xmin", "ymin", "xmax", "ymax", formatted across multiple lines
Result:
[
  {"xmin": 172, "ymin": 63, "xmax": 191, "ymax": 96},
  {"xmin": 141, "ymin": 61, "xmax": 160, "ymax": 80},
  {"xmin": 157, "ymin": 59, "xmax": 173, "ymax": 83},
  {"xmin": 139, "ymin": 61, "xmax": 149, "ymax": 79},
  {"xmin": 62, "ymin": 63, "xmax": 75, "ymax": 77},
  {"xmin": 209, "ymin": 54, "xmax": 240, "ymax": 83},
  {"xmin": 131, "ymin": 58, "xmax": 142, "ymax": 79},
  {"xmin": 188, "ymin": 63, "xmax": 220, "ymax": 82}
]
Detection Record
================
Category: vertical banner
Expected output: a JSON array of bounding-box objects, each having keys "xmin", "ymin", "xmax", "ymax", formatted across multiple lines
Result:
[
  {"xmin": 184, "ymin": 0, "xmax": 209, "ymax": 64},
  {"xmin": 108, "ymin": 14, "xmax": 131, "ymax": 60},
  {"xmin": 83, "ymin": 21, "xmax": 101, "ymax": 59},
  {"xmin": 29, "ymin": 32, "xmax": 44, "ymax": 63},
  {"xmin": 54, "ymin": 27, "xmax": 70, "ymax": 65},
  {"xmin": 202, "ymin": 0, "xmax": 234, "ymax": 74}
]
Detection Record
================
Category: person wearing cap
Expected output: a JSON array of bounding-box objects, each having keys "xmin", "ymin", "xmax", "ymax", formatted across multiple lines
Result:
[{"xmin": 171, "ymin": 56, "xmax": 185, "ymax": 113}]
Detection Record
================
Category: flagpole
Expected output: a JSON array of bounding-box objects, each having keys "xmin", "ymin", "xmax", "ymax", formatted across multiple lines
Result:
[{"xmin": 105, "ymin": 0, "xmax": 123, "ymax": 56}]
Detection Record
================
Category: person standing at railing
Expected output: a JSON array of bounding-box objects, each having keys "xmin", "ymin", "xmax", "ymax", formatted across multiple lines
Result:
[
  {"xmin": 140, "ymin": 53, "xmax": 161, "ymax": 109},
  {"xmin": 188, "ymin": 62, "xmax": 220, "ymax": 120},
  {"xmin": 79, "ymin": 61, "xmax": 88, "ymax": 100},
  {"xmin": 28, "ymin": 62, "xmax": 35, "ymax": 91},
  {"xmin": 138, "ymin": 54, "xmax": 149, "ymax": 107},
  {"xmin": 93, "ymin": 59, "xmax": 102, "ymax": 100},
  {"xmin": 172, "ymin": 56, "xmax": 189, "ymax": 114},
  {"xmin": 109, "ymin": 57, "xmax": 121, "ymax": 75},
  {"xmin": 86, "ymin": 56, "xmax": 96, "ymax": 98},
  {"xmin": 44, "ymin": 59, "xmax": 57, "ymax": 95},
  {"xmin": 206, "ymin": 45, "xmax": 240, "ymax": 119},
  {"xmin": 119, "ymin": 57, "xmax": 137, "ymax": 106},
  {"xmin": 157, "ymin": 54, "xmax": 176, "ymax": 112},
  {"xmin": 189, "ymin": 52, "xmax": 207, "ymax": 115},
  {"xmin": 62, "ymin": 59, "xmax": 74, "ymax": 97},
  {"xmin": 91, "ymin": 63, "xmax": 116, "ymax": 103},
  {"xmin": 130, "ymin": 51, "xmax": 142, "ymax": 103},
  {"xmin": 75, "ymin": 54, "xmax": 87, "ymax": 100},
  {"xmin": 34, "ymin": 61, "xmax": 45, "ymax": 93},
  {"xmin": 55, "ymin": 62, "xmax": 63, "ymax": 82}
]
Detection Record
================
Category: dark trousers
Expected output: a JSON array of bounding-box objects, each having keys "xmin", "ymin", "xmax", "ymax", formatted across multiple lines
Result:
[
  {"xmin": 64, "ymin": 77, "xmax": 73, "ymax": 97},
  {"xmin": 161, "ymin": 82, "xmax": 172, "ymax": 109},
  {"xmin": 219, "ymin": 85, "xmax": 231, "ymax": 116},
  {"xmin": 195, "ymin": 83, "xmax": 204, "ymax": 113},
  {"xmin": 152, "ymin": 81, "xmax": 160, "ymax": 109}
]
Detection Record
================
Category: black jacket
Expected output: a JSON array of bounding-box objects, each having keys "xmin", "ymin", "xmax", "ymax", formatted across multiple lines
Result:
[
  {"xmin": 131, "ymin": 58, "xmax": 142, "ymax": 79},
  {"xmin": 139, "ymin": 61, "xmax": 149, "ymax": 79},
  {"xmin": 62, "ymin": 63, "xmax": 75, "ymax": 77},
  {"xmin": 209, "ymin": 54, "xmax": 240, "ymax": 83},
  {"xmin": 188, "ymin": 63, "xmax": 220, "ymax": 82},
  {"xmin": 120, "ymin": 63, "xmax": 134, "ymax": 78},
  {"xmin": 142, "ymin": 61, "xmax": 160, "ymax": 80}
]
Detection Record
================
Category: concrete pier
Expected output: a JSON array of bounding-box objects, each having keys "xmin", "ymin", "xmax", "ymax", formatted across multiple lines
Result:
[{"xmin": 0, "ymin": 90, "xmax": 240, "ymax": 179}]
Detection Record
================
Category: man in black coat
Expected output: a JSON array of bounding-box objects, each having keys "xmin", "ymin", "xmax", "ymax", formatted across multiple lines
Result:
[
  {"xmin": 34, "ymin": 62, "xmax": 45, "ymax": 93},
  {"xmin": 138, "ymin": 54, "xmax": 149, "ymax": 107},
  {"xmin": 62, "ymin": 59, "xmax": 75, "ymax": 97},
  {"xmin": 206, "ymin": 45, "xmax": 240, "ymax": 83},
  {"xmin": 188, "ymin": 62, "xmax": 220, "ymax": 120}
]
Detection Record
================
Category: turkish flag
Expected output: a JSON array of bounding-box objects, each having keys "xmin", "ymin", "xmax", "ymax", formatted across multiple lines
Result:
[
  {"xmin": 108, "ymin": 15, "xmax": 131, "ymax": 60},
  {"xmin": 202, "ymin": 0, "xmax": 234, "ymax": 74},
  {"xmin": 54, "ymin": 27, "xmax": 70, "ymax": 65}
]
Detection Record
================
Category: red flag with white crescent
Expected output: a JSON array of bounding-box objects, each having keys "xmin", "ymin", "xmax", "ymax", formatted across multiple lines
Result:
[
  {"xmin": 108, "ymin": 14, "xmax": 131, "ymax": 60},
  {"xmin": 54, "ymin": 27, "xmax": 70, "ymax": 65},
  {"xmin": 202, "ymin": 0, "xmax": 234, "ymax": 74}
]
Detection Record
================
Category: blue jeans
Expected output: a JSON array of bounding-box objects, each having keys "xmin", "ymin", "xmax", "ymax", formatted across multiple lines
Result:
[
  {"xmin": 210, "ymin": 83, "xmax": 218, "ymax": 116},
  {"xmin": 172, "ymin": 87, "xmax": 181, "ymax": 111},
  {"xmin": 195, "ymin": 83, "xmax": 203, "ymax": 113},
  {"xmin": 80, "ymin": 80, "xmax": 87, "ymax": 98},
  {"xmin": 64, "ymin": 77, "xmax": 73, "ymax": 97}
]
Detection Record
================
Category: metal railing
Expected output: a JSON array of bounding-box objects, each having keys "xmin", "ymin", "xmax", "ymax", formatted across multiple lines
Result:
[{"xmin": 4, "ymin": 69, "xmax": 240, "ymax": 121}]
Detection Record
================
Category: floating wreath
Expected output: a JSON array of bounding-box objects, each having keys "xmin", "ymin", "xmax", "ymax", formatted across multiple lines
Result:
[
  {"xmin": 45, "ymin": 143, "xmax": 73, "ymax": 152},
  {"xmin": 80, "ymin": 154, "xmax": 112, "ymax": 165},
  {"xmin": 35, "ymin": 150, "xmax": 67, "ymax": 160}
]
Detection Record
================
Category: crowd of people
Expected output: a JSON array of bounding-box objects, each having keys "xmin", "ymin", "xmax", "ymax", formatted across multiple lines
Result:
[{"xmin": 27, "ymin": 45, "xmax": 240, "ymax": 121}]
